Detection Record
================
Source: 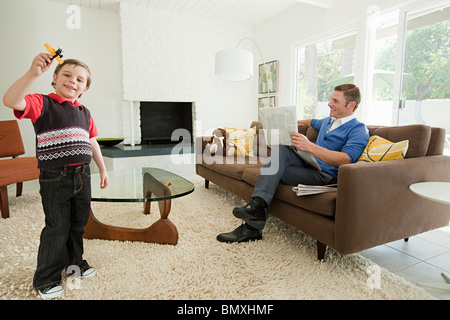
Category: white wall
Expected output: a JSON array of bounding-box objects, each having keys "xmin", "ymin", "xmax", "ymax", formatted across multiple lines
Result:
[{"xmin": 0, "ymin": 0, "xmax": 122, "ymax": 156}]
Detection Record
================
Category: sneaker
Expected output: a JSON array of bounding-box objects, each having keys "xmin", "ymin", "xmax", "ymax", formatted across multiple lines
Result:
[
  {"xmin": 67, "ymin": 266, "xmax": 97, "ymax": 279},
  {"xmin": 38, "ymin": 284, "xmax": 64, "ymax": 299},
  {"xmin": 80, "ymin": 267, "xmax": 96, "ymax": 279}
]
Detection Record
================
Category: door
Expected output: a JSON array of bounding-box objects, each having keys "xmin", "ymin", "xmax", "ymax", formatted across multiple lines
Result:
[{"xmin": 394, "ymin": 2, "xmax": 450, "ymax": 154}]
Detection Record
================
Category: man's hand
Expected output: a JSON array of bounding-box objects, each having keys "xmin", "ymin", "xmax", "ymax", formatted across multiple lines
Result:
[
  {"xmin": 291, "ymin": 132, "xmax": 350, "ymax": 167},
  {"xmin": 291, "ymin": 132, "xmax": 314, "ymax": 152}
]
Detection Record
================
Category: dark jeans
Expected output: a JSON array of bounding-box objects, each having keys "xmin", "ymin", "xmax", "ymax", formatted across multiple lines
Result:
[
  {"xmin": 249, "ymin": 145, "xmax": 336, "ymax": 230},
  {"xmin": 33, "ymin": 164, "xmax": 91, "ymax": 290}
]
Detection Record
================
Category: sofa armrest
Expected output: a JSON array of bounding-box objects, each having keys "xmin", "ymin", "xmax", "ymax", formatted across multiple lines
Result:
[{"xmin": 334, "ymin": 155, "xmax": 450, "ymax": 254}]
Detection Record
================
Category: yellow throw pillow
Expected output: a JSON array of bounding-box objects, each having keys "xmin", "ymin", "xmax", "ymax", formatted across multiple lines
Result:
[
  {"xmin": 358, "ymin": 135, "xmax": 409, "ymax": 162},
  {"xmin": 225, "ymin": 127, "xmax": 257, "ymax": 157}
]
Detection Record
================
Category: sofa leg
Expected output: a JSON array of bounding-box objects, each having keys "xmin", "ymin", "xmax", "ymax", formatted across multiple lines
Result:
[
  {"xmin": 205, "ymin": 179, "xmax": 209, "ymax": 189},
  {"xmin": 317, "ymin": 241, "xmax": 326, "ymax": 260},
  {"xmin": 0, "ymin": 185, "xmax": 10, "ymax": 219},
  {"xmin": 404, "ymin": 238, "xmax": 409, "ymax": 242}
]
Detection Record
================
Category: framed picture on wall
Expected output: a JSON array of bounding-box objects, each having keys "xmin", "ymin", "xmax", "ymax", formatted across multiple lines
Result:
[
  {"xmin": 259, "ymin": 60, "xmax": 278, "ymax": 94},
  {"xmin": 258, "ymin": 96, "xmax": 277, "ymax": 108}
]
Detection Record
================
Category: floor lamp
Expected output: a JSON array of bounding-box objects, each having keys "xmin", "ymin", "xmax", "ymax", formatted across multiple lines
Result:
[{"xmin": 214, "ymin": 37, "xmax": 267, "ymax": 83}]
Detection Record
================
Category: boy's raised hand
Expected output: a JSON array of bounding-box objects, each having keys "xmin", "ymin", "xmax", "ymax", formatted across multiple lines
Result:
[
  {"xmin": 30, "ymin": 53, "xmax": 54, "ymax": 77},
  {"xmin": 3, "ymin": 52, "xmax": 54, "ymax": 111}
]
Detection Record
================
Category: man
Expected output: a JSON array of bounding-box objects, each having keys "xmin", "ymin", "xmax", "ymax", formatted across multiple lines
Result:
[{"xmin": 217, "ymin": 84, "xmax": 369, "ymax": 243}]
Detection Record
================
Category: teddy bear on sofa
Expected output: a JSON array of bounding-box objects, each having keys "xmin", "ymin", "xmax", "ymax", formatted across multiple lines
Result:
[{"xmin": 203, "ymin": 128, "xmax": 236, "ymax": 157}]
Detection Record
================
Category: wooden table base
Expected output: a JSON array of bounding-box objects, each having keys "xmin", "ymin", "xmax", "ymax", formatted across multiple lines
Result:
[
  {"xmin": 83, "ymin": 204, "xmax": 178, "ymax": 245},
  {"xmin": 84, "ymin": 172, "xmax": 178, "ymax": 244}
]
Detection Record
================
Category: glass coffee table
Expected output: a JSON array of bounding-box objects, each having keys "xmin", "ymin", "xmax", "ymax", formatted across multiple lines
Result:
[{"xmin": 84, "ymin": 167, "xmax": 194, "ymax": 245}]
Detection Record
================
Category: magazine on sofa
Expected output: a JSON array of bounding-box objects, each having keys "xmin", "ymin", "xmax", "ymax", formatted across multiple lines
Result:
[
  {"xmin": 258, "ymin": 105, "xmax": 321, "ymax": 171},
  {"xmin": 292, "ymin": 184, "xmax": 337, "ymax": 196}
]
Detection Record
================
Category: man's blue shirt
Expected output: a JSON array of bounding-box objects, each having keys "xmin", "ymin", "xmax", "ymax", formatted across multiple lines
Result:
[{"xmin": 310, "ymin": 117, "xmax": 369, "ymax": 179}]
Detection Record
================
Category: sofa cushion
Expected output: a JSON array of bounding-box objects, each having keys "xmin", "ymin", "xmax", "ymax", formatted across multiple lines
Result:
[
  {"xmin": 201, "ymin": 156, "xmax": 266, "ymax": 181},
  {"xmin": 298, "ymin": 125, "xmax": 319, "ymax": 143},
  {"xmin": 367, "ymin": 125, "xmax": 430, "ymax": 158},
  {"xmin": 242, "ymin": 167, "xmax": 336, "ymax": 218},
  {"xmin": 357, "ymin": 135, "xmax": 409, "ymax": 162},
  {"xmin": 225, "ymin": 126, "xmax": 257, "ymax": 157}
]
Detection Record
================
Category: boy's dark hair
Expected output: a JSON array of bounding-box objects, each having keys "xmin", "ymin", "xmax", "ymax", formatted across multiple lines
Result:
[
  {"xmin": 51, "ymin": 59, "xmax": 91, "ymax": 97},
  {"xmin": 334, "ymin": 84, "xmax": 361, "ymax": 111}
]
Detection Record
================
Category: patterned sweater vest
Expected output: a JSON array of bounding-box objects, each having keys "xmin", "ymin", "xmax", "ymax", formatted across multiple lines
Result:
[{"xmin": 33, "ymin": 95, "xmax": 93, "ymax": 169}]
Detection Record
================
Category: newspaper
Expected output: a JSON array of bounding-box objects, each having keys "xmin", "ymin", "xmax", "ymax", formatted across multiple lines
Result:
[
  {"xmin": 258, "ymin": 106, "xmax": 321, "ymax": 171},
  {"xmin": 292, "ymin": 184, "xmax": 337, "ymax": 196}
]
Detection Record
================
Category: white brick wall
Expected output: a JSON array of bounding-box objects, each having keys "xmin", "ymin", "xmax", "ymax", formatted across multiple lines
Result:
[{"xmin": 119, "ymin": 2, "xmax": 257, "ymax": 145}]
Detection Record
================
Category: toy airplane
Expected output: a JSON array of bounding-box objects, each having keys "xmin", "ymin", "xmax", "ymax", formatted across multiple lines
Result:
[{"xmin": 44, "ymin": 43, "xmax": 64, "ymax": 64}]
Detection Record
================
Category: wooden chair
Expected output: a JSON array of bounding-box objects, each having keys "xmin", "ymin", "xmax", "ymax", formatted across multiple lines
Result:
[{"xmin": 0, "ymin": 120, "xmax": 39, "ymax": 218}]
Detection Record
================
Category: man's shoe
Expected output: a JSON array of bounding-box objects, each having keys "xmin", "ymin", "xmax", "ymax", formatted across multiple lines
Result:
[
  {"xmin": 217, "ymin": 224, "xmax": 262, "ymax": 243},
  {"xmin": 38, "ymin": 284, "xmax": 64, "ymax": 299},
  {"xmin": 233, "ymin": 197, "xmax": 267, "ymax": 224}
]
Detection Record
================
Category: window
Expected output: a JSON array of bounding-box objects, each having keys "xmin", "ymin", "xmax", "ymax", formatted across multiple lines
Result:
[
  {"xmin": 364, "ymin": 9, "xmax": 401, "ymax": 126},
  {"xmin": 366, "ymin": 5, "xmax": 450, "ymax": 131},
  {"xmin": 394, "ymin": 3, "xmax": 450, "ymax": 155},
  {"xmin": 397, "ymin": 6, "xmax": 450, "ymax": 128},
  {"xmin": 294, "ymin": 32, "xmax": 356, "ymax": 120}
]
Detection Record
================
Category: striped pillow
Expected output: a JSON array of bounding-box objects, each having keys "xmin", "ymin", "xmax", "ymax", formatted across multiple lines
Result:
[
  {"xmin": 225, "ymin": 127, "xmax": 257, "ymax": 157},
  {"xmin": 358, "ymin": 135, "xmax": 409, "ymax": 163}
]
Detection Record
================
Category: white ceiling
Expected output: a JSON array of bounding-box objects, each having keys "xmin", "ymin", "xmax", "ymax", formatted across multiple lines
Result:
[{"xmin": 47, "ymin": 0, "xmax": 334, "ymax": 26}]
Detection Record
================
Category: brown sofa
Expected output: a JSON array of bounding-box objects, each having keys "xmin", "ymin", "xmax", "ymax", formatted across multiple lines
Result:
[{"xmin": 195, "ymin": 121, "xmax": 450, "ymax": 260}]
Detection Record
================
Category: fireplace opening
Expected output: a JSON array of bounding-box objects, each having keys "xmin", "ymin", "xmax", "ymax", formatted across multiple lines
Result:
[{"xmin": 140, "ymin": 101, "xmax": 193, "ymax": 145}]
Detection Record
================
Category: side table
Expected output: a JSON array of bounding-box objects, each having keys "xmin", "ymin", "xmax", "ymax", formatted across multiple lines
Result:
[{"xmin": 409, "ymin": 182, "xmax": 450, "ymax": 291}]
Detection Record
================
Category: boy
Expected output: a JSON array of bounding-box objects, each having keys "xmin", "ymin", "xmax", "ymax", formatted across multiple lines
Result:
[{"xmin": 3, "ymin": 52, "xmax": 109, "ymax": 299}]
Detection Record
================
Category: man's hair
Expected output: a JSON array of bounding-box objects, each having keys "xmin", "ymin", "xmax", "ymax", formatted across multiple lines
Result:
[
  {"xmin": 334, "ymin": 84, "xmax": 361, "ymax": 111},
  {"xmin": 51, "ymin": 59, "xmax": 92, "ymax": 95}
]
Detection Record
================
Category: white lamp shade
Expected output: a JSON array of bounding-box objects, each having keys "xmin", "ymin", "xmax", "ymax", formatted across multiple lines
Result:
[{"xmin": 215, "ymin": 48, "xmax": 253, "ymax": 82}]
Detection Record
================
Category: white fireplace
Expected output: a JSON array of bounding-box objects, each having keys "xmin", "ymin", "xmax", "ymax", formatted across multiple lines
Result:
[{"xmin": 121, "ymin": 101, "xmax": 196, "ymax": 146}]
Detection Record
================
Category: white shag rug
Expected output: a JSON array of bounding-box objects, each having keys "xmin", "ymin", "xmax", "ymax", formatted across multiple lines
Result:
[{"xmin": 0, "ymin": 181, "xmax": 434, "ymax": 300}]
